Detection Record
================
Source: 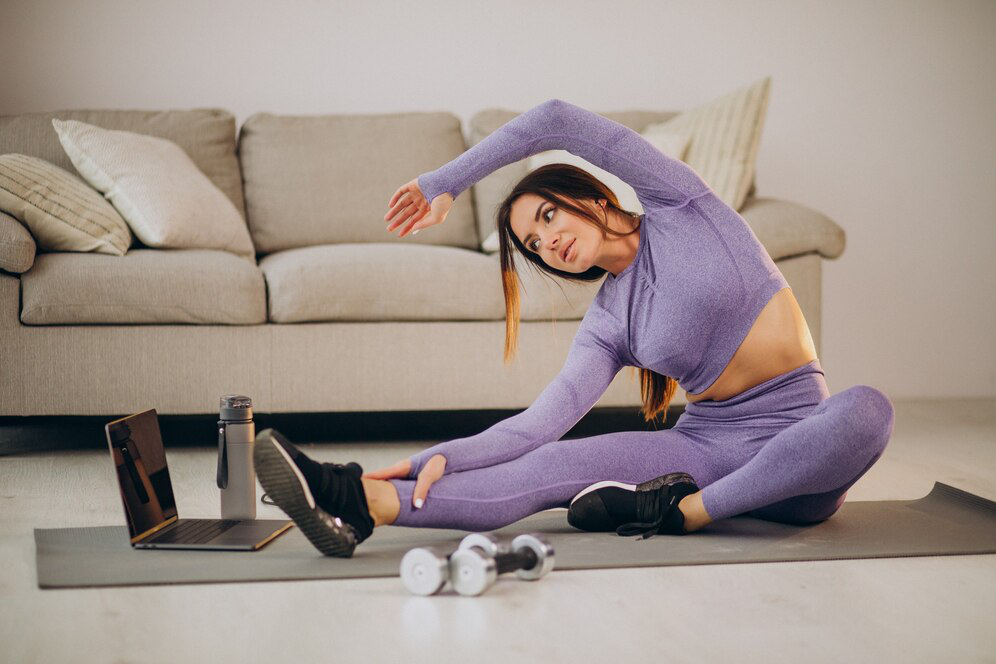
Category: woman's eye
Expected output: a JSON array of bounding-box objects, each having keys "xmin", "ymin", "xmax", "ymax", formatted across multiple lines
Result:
[{"xmin": 531, "ymin": 207, "xmax": 555, "ymax": 251}]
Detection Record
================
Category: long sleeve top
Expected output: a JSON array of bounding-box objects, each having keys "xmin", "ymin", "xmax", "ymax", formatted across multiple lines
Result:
[{"xmin": 407, "ymin": 99, "xmax": 789, "ymax": 478}]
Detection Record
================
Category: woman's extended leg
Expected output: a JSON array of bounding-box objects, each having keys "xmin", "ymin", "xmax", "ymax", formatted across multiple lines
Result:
[
  {"xmin": 386, "ymin": 427, "xmax": 736, "ymax": 532},
  {"xmin": 699, "ymin": 384, "xmax": 896, "ymax": 525}
]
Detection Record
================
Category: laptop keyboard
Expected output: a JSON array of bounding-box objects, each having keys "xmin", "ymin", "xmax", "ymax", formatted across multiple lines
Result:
[{"xmin": 146, "ymin": 519, "xmax": 241, "ymax": 545}]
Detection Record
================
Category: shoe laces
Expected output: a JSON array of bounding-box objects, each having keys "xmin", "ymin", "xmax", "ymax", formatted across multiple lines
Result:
[
  {"xmin": 316, "ymin": 461, "xmax": 363, "ymax": 513},
  {"xmin": 616, "ymin": 487, "xmax": 680, "ymax": 539}
]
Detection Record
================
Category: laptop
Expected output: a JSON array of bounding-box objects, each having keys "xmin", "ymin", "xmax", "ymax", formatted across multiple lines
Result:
[{"xmin": 106, "ymin": 409, "xmax": 293, "ymax": 550}]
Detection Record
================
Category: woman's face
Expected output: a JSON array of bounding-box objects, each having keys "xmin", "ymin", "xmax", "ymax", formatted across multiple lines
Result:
[{"xmin": 508, "ymin": 193, "xmax": 604, "ymax": 273}]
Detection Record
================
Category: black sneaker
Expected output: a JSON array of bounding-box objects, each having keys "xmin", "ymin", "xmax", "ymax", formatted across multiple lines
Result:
[
  {"xmin": 253, "ymin": 428, "xmax": 375, "ymax": 557},
  {"xmin": 567, "ymin": 472, "xmax": 700, "ymax": 539}
]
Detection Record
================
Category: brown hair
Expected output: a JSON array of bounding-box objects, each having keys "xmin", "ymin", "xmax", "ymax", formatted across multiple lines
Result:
[{"xmin": 495, "ymin": 163, "xmax": 678, "ymax": 425}]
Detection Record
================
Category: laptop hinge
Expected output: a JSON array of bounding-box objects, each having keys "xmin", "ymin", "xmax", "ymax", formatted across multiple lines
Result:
[{"xmin": 132, "ymin": 515, "xmax": 179, "ymax": 544}]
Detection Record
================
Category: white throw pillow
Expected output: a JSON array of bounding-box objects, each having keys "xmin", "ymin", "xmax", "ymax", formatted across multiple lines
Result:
[
  {"xmin": 479, "ymin": 129, "xmax": 691, "ymax": 254},
  {"xmin": 0, "ymin": 153, "xmax": 132, "ymax": 256},
  {"xmin": 51, "ymin": 119, "xmax": 255, "ymax": 257},
  {"xmin": 644, "ymin": 76, "xmax": 771, "ymax": 211}
]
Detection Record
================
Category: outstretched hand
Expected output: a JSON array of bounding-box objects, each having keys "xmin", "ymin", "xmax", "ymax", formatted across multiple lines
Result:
[
  {"xmin": 362, "ymin": 453, "xmax": 447, "ymax": 509},
  {"xmin": 385, "ymin": 178, "xmax": 453, "ymax": 238}
]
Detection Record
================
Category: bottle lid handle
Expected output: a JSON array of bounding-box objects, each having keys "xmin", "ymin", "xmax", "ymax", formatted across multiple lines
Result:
[{"xmin": 216, "ymin": 422, "xmax": 228, "ymax": 489}]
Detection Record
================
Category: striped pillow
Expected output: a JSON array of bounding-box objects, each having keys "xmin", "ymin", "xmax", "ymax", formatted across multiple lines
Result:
[
  {"xmin": 644, "ymin": 76, "xmax": 771, "ymax": 211},
  {"xmin": 0, "ymin": 153, "xmax": 132, "ymax": 255}
]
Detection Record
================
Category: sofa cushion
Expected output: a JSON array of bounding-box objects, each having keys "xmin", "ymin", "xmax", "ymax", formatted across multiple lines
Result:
[
  {"xmin": 260, "ymin": 244, "xmax": 503, "ymax": 323},
  {"xmin": 51, "ymin": 120, "xmax": 254, "ymax": 257},
  {"xmin": 260, "ymin": 243, "xmax": 605, "ymax": 324},
  {"xmin": 0, "ymin": 211, "xmax": 36, "ymax": 274},
  {"xmin": 238, "ymin": 112, "xmax": 479, "ymax": 255},
  {"xmin": 0, "ymin": 108, "xmax": 246, "ymax": 220},
  {"xmin": 739, "ymin": 197, "xmax": 846, "ymax": 261},
  {"xmin": 644, "ymin": 77, "xmax": 771, "ymax": 212},
  {"xmin": 0, "ymin": 153, "xmax": 132, "ymax": 256},
  {"xmin": 21, "ymin": 249, "xmax": 266, "ymax": 325}
]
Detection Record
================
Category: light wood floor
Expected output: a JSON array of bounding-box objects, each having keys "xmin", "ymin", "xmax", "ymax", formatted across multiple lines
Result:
[{"xmin": 1, "ymin": 398, "xmax": 994, "ymax": 664}]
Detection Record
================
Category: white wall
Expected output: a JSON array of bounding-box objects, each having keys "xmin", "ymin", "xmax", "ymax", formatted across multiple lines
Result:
[{"xmin": 2, "ymin": 0, "xmax": 993, "ymax": 399}]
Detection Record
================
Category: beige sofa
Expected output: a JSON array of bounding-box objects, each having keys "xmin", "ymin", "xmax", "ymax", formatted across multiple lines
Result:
[{"xmin": 0, "ymin": 106, "xmax": 845, "ymax": 417}]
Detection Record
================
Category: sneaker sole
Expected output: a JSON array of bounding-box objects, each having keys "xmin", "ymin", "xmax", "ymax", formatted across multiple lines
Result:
[
  {"xmin": 569, "ymin": 481, "xmax": 636, "ymax": 508},
  {"xmin": 253, "ymin": 431, "xmax": 357, "ymax": 558},
  {"xmin": 570, "ymin": 472, "xmax": 699, "ymax": 508}
]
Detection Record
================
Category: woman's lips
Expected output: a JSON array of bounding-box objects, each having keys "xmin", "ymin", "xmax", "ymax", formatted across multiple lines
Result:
[{"xmin": 564, "ymin": 239, "xmax": 575, "ymax": 262}]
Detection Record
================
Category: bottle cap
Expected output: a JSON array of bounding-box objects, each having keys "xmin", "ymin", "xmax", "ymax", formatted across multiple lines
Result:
[{"xmin": 219, "ymin": 394, "xmax": 253, "ymax": 421}]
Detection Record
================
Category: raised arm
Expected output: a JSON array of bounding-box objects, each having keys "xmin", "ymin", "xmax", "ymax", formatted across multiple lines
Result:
[
  {"xmin": 417, "ymin": 98, "xmax": 711, "ymax": 211},
  {"xmin": 407, "ymin": 323, "xmax": 624, "ymax": 477}
]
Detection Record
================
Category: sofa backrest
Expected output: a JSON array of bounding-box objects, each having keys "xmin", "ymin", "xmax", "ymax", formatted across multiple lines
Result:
[
  {"xmin": 237, "ymin": 111, "xmax": 479, "ymax": 256},
  {"xmin": 0, "ymin": 109, "xmax": 246, "ymax": 221}
]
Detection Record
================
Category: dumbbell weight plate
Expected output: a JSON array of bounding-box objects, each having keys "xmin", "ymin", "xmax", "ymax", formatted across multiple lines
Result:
[
  {"xmin": 449, "ymin": 532, "xmax": 512, "ymax": 597},
  {"xmin": 448, "ymin": 548, "xmax": 497, "ymax": 597},
  {"xmin": 457, "ymin": 532, "xmax": 506, "ymax": 557},
  {"xmin": 400, "ymin": 546, "xmax": 450, "ymax": 596},
  {"xmin": 511, "ymin": 534, "xmax": 555, "ymax": 581}
]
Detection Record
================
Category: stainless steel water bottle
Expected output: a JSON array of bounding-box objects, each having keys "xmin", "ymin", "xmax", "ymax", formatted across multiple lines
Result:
[{"xmin": 217, "ymin": 394, "xmax": 256, "ymax": 520}]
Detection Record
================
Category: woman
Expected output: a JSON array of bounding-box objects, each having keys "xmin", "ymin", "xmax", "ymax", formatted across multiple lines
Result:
[{"xmin": 253, "ymin": 98, "xmax": 895, "ymax": 557}]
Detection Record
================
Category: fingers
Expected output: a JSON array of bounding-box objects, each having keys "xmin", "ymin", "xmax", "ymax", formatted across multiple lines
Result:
[
  {"xmin": 391, "ymin": 210, "xmax": 429, "ymax": 237},
  {"xmin": 412, "ymin": 473, "xmax": 435, "ymax": 509},
  {"xmin": 386, "ymin": 180, "xmax": 440, "ymax": 238},
  {"xmin": 385, "ymin": 197, "xmax": 429, "ymax": 234},
  {"xmin": 384, "ymin": 199, "xmax": 415, "ymax": 226},
  {"xmin": 398, "ymin": 214, "xmax": 427, "ymax": 237},
  {"xmin": 361, "ymin": 459, "xmax": 409, "ymax": 480},
  {"xmin": 388, "ymin": 184, "xmax": 409, "ymax": 209},
  {"xmin": 385, "ymin": 193, "xmax": 420, "ymax": 222}
]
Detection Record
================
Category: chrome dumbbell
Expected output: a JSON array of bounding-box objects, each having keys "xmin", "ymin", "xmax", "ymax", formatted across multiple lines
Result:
[
  {"xmin": 399, "ymin": 532, "xmax": 554, "ymax": 596},
  {"xmin": 449, "ymin": 533, "xmax": 555, "ymax": 597},
  {"xmin": 399, "ymin": 532, "xmax": 507, "ymax": 596}
]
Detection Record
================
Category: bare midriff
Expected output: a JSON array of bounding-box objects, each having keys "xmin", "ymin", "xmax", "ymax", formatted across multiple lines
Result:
[{"xmin": 684, "ymin": 287, "xmax": 819, "ymax": 404}]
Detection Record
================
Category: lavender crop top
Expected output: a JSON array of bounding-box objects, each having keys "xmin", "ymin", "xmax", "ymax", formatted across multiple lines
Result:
[{"xmin": 408, "ymin": 99, "xmax": 789, "ymax": 477}]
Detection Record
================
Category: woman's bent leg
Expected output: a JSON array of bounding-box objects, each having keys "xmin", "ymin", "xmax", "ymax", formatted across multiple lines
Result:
[
  {"xmin": 388, "ymin": 428, "xmax": 725, "ymax": 531},
  {"xmin": 745, "ymin": 449, "xmax": 882, "ymax": 524},
  {"xmin": 700, "ymin": 385, "xmax": 896, "ymax": 524}
]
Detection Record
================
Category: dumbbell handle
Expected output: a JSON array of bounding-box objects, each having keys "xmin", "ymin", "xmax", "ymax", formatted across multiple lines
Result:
[{"xmin": 491, "ymin": 546, "xmax": 538, "ymax": 576}]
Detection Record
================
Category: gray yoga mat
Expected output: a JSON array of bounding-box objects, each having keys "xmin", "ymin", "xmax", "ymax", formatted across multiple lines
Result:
[{"xmin": 35, "ymin": 482, "xmax": 996, "ymax": 589}]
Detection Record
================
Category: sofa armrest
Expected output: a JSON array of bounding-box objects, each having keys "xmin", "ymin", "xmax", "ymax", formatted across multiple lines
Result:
[
  {"xmin": 0, "ymin": 210, "xmax": 36, "ymax": 274},
  {"xmin": 739, "ymin": 196, "xmax": 846, "ymax": 261}
]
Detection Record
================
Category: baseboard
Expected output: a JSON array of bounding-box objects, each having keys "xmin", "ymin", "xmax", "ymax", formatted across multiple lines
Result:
[{"xmin": 0, "ymin": 406, "xmax": 685, "ymax": 456}]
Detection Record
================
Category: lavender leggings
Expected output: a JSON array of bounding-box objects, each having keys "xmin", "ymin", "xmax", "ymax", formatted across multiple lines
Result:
[{"xmin": 388, "ymin": 359, "xmax": 895, "ymax": 530}]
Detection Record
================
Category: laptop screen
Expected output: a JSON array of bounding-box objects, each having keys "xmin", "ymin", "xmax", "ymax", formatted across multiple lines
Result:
[{"xmin": 105, "ymin": 409, "xmax": 178, "ymax": 542}]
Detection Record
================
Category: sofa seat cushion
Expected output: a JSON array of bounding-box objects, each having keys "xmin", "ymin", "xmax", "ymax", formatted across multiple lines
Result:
[
  {"xmin": 21, "ymin": 249, "xmax": 266, "ymax": 325},
  {"xmin": 260, "ymin": 243, "xmax": 510, "ymax": 323}
]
